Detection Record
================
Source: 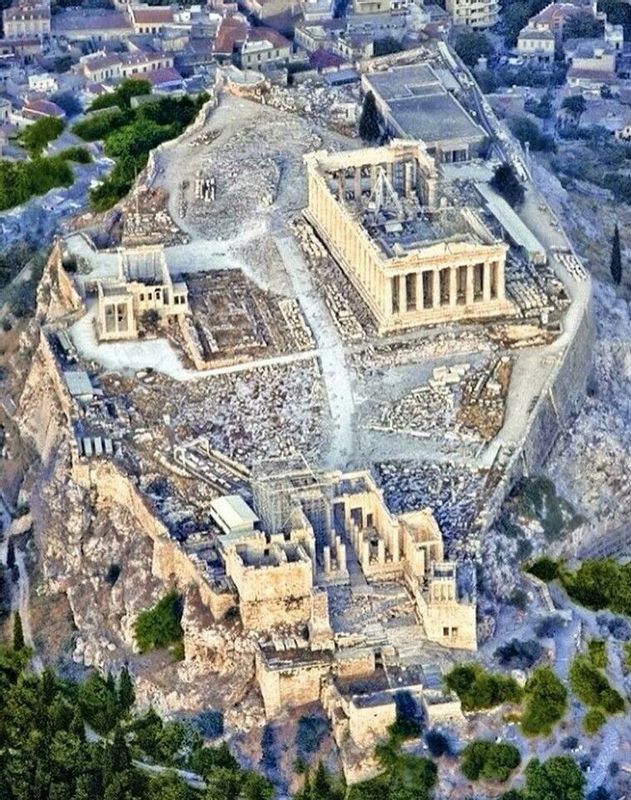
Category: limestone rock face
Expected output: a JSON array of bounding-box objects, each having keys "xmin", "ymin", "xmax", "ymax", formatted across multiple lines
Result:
[{"xmin": 35, "ymin": 242, "xmax": 83, "ymax": 323}]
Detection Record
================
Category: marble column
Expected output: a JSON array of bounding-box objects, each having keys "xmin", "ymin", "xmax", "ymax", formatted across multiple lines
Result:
[
  {"xmin": 450, "ymin": 267, "xmax": 458, "ymax": 308},
  {"xmin": 483, "ymin": 262, "xmax": 491, "ymax": 302},
  {"xmin": 377, "ymin": 539, "xmax": 386, "ymax": 564},
  {"xmin": 497, "ymin": 260, "xmax": 506, "ymax": 300},
  {"xmin": 323, "ymin": 546, "xmax": 331, "ymax": 574},
  {"xmin": 466, "ymin": 264, "xmax": 475, "ymax": 306},
  {"xmin": 338, "ymin": 541, "xmax": 347, "ymax": 573},
  {"xmin": 432, "ymin": 269, "xmax": 441, "ymax": 309},
  {"xmin": 399, "ymin": 274, "xmax": 407, "ymax": 314},
  {"xmin": 354, "ymin": 166, "xmax": 362, "ymax": 200}
]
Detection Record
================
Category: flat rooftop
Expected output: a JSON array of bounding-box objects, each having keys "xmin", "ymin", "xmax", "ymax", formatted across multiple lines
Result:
[
  {"xmin": 388, "ymin": 94, "xmax": 484, "ymax": 145},
  {"xmin": 364, "ymin": 64, "xmax": 486, "ymax": 146},
  {"xmin": 365, "ymin": 64, "xmax": 441, "ymax": 101}
]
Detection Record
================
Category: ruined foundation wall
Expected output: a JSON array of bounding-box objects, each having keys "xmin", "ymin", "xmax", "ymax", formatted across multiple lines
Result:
[{"xmin": 240, "ymin": 594, "xmax": 313, "ymax": 629}]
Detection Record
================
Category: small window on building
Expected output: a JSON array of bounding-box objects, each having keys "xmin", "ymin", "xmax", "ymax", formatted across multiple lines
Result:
[
  {"xmin": 443, "ymin": 627, "xmax": 449, "ymax": 637},
  {"xmin": 139, "ymin": 293, "xmax": 144, "ymax": 301}
]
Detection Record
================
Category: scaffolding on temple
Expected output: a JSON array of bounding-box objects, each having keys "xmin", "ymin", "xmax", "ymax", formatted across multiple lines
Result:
[{"xmin": 251, "ymin": 454, "xmax": 337, "ymax": 548}]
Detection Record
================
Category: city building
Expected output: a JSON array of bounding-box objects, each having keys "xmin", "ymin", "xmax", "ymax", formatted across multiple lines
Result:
[
  {"xmin": 2, "ymin": 0, "xmax": 50, "ymax": 39},
  {"xmin": 444, "ymin": 0, "xmax": 500, "ymax": 29},
  {"xmin": 517, "ymin": 26, "xmax": 556, "ymax": 62},
  {"xmin": 362, "ymin": 64, "xmax": 488, "ymax": 162}
]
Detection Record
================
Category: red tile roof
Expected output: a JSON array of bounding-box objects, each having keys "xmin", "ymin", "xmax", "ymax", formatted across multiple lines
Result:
[{"xmin": 214, "ymin": 16, "xmax": 247, "ymax": 54}]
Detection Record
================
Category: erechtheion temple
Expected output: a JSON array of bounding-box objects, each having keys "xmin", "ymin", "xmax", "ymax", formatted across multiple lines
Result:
[
  {"xmin": 304, "ymin": 140, "xmax": 511, "ymax": 332},
  {"xmin": 95, "ymin": 245, "xmax": 189, "ymax": 341}
]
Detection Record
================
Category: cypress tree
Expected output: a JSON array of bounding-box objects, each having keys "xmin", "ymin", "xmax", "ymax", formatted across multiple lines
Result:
[
  {"xmin": 117, "ymin": 666, "xmax": 135, "ymax": 713},
  {"xmin": 13, "ymin": 611, "xmax": 24, "ymax": 651},
  {"xmin": 610, "ymin": 223, "xmax": 622, "ymax": 285},
  {"xmin": 358, "ymin": 91, "xmax": 382, "ymax": 144}
]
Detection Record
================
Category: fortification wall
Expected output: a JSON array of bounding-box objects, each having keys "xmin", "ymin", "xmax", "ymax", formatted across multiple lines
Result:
[
  {"xmin": 478, "ymin": 286, "xmax": 593, "ymax": 532},
  {"xmin": 84, "ymin": 461, "xmax": 236, "ymax": 620}
]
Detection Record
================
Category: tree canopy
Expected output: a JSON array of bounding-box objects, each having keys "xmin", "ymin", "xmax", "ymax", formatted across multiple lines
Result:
[
  {"xmin": 454, "ymin": 29, "xmax": 494, "ymax": 67},
  {"xmin": 358, "ymin": 91, "xmax": 383, "ymax": 144},
  {"xmin": 491, "ymin": 163, "xmax": 526, "ymax": 208},
  {"xmin": 461, "ymin": 740, "xmax": 521, "ymax": 783}
]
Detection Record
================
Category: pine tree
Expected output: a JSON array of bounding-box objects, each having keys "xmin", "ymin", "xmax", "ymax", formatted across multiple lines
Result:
[
  {"xmin": 13, "ymin": 611, "xmax": 25, "ymax": 651},
  {"xmin": 610, "ymin": 223, "xmax": 622, "ymax": 285},
  {"xmin": 117, "ymin": 666, "xmax": 135, "ymax": 713},
  {"xmin": 358, "ymin": 91, "xmax": 382, "ymax": 144}
]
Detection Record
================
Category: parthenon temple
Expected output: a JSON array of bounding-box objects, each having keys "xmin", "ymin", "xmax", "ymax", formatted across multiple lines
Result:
[{"xmin": 304, "ymin": 140, "xmax": 512, "ymax": 333}]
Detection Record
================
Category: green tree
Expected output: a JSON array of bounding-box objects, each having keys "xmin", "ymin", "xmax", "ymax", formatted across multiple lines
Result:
[
  {"xmin": 563, "ymin": 12, "xmax": 602, "ymax": 39},
  {"xmin": 610, "ymin": 224, "xmax": 622, "ymax": 285},
  {"xmin": 19, "ymin": 116, "xmax": 65, "ymax": 157},
  {"xmin": 133, "ymin": 592, "xmax": 183, "ymax": 653},
  {"xmin": 562, "ymin": 95, "xmax": 586, "ymax": 120},
  {"xmin": 569, "ymin": 655, "xmax": 624, "ymax": 714},
  {"xmin": 454, "ymin": 29, "xmax": 494, "ymax": 67},
  {"xmin": 12, "ymin": 611, "xmax": 25, "ymax": 651},
  {"xmin": 359, "ymin": 91, "xmax": 383, "ymax": 144},
  {"xmin": 118, "ymin": 666, "xmax": 135, "ymax": 713},
  {"xmin": 523, "ymin": 756, "xmax": 585, "ymax": 800},
  {"xmin": 461, "ymin": 740, "xmax": 521, "ymax": 783},
  {"xmin": 521, "ymin": 667, "xmax": 567, "ymax": 737},
  {"xmin": 491, "ymin": 163, "xmax": 526, "ymax": 208},
  {"xmin": 444, "ymin": 663, "xmax": 523, "ymax": 711}
]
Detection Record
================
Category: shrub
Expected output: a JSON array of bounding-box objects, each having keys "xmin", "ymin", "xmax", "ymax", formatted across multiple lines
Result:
[
  {"xmin": 444, "ymin": 664, "xmax": 523, "ymax": 711},
  {"xmin": 583, "ymin": 708, "xmax": 607, "ymax": 735},
  {"xmin": 133, "ymin": 591, "xmax": 183, "ymax": 653},
  {"xmin": 19, "ymin": 116, "xmax": 64, "ymax": 157},
  {"xmin": 562, "ymin": 559, "xmax": 631, "ymax": 616},
  {"xmin": 534, "ymin": 615, "xmax": 565, "ymax": 638},
  {"xmin": 191, "ymin": 709, "xmax": 224, "ymax": 739},
  {"xmin": 587, "ymin": 639, "xmax": 607, "ymax": 669},
  {"xmin": 569, "ymin": 656, "xmax": 624, "ymax": 715},
  {"xmin": 491, "ymin": 163, "xmax": 525, "ymax": 208},
  {"xmin": 425, "ymin": 730, "xmax": 451, "ymax": 757},
  {"xmin": 508, "ymin": 589, "xmax": 529, "ymax": 611},
  {"xmin": 296, "ymin": 714, "xmax": 330, "ymax": 761},
  {"xmin": 461, "ymin": 740, "xmax": 521, "ymax": 783},
  {"xmin": 60, "ymin": 146, "xmax": 92, "ymax": 164},
  {"xmin": 520, "ymin": 666, "xmax": 567, "ymax": 736},
  {"xmin": 527, "ymin": 557, "xmax": 560, "ymax": 582},
  {"xmin": 495, "ymin": 639, "xmax": 544, "ymax": 670},
  {"xmin": 89, "ymin": 78, "xmax": 152, "ymax": 112},
  {"xmin": 77, "ymin": 671, "xmax": 122, "ymax": 734},
  {"xmin": 73, "ymin": 108, "xmax": 129, "ymax": 142},
  {"xmin": 523, "ymin": 756, "xmax": 585, "ymax": 800},
  {"xmin": 454, "ymin": 29, "xmax": 493, "ymax": 66}
]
